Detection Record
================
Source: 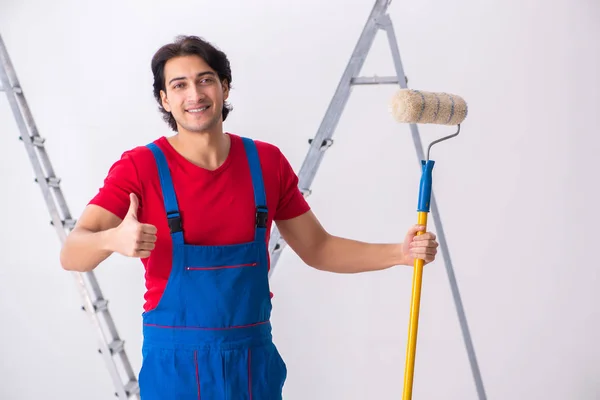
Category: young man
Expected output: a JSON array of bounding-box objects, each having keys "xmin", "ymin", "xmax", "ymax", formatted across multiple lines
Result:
[{"xmin": 60, "ymin": 35, "xmax": 438, "ymax": 399}]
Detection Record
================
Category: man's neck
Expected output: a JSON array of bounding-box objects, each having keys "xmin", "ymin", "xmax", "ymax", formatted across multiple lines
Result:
[{"xmin": 167, "ymin": 130, "xmax": 231, "ymax": 171}]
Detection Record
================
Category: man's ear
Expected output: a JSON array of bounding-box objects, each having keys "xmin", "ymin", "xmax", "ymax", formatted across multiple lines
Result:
[
  {"xmin": 222, "ymin": 80, "xmax": 230, "ymax": 100},
  {"xmin": 160, "ymin": 90, "xmax": 171, "ymax": 112}
]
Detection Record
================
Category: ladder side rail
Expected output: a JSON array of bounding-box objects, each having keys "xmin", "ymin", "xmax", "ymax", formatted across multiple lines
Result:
[{"xmin": 0, "ymin": 34, "xmax": 139, "ymax": 399}]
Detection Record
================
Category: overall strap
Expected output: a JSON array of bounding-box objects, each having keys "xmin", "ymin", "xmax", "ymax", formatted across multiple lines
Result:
[
  {"xmin": 241, "ymin": 137, "xmax": 268, "ymax": 243},
  {"xmin": 145, "ymin": 143, "xmax": 184, "ymax": 245}
]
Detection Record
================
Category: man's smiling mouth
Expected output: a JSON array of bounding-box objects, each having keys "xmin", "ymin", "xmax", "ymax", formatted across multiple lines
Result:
[{"xmin": 187, "ymin": 106, "xmax": 209, "ymax": 113}]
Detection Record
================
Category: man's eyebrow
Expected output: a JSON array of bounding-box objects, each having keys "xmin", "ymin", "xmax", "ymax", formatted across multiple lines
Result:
[{"xmin": 168, "ymin": 71, "xmax": 216, "ymax": 86}]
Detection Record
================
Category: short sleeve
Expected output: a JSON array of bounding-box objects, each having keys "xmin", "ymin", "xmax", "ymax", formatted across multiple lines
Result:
[
  {"xmin": 88, "ymin": 150, "xmax": 142, "ymax": 220},
  {"xmin": 274, "ymin": 150, "xmax": 311, "ymax": 221}
]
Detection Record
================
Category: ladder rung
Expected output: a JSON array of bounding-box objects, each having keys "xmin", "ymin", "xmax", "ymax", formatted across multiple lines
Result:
[
  {"xmin": 0, "ymin": 84, "xmax": 22, "ymax": 93},
  {"xmin": 35, "ymin": 176, "xmax": 61, "ymax": 187},
  {"xmin": 47, "ymin": 176, "xmax": 61, "ymax": 187},
  {"xmin": 50, "ymin": 218, "xmax": 76, "ymax": 229},
  {"xmin": 107, "ymin": 340, "xmax": 125, "ymax": 355},
  {"xmin": 124, "ymin": 380, "xmax": 140, "ymax": 396},
  {"xmin": 308, "ymin": 138, "xmax": 333, "ymax": 150},
  {"xmin": 20, "ymin": 135, "xmax": 46, "ymax": 147},
  {"xmin": 82, "ymin": 299, "xmax": 108, "ymax": 313},
  {"xmin": 31, "ymin": 136, "xmax": 45, "ymax": 147},
  {"xmin": 351, "ymin": 76, "xmax": 400, "ymax": 85},
  {"xmin": 98, "ymin": 340, "xmax": 123, "ymax": 355}
]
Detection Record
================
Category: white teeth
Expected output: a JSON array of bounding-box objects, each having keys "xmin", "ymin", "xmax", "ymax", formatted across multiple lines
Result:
[{"xmin": 188, "ymin": 107, "xmax": 207, "ymax": 113}]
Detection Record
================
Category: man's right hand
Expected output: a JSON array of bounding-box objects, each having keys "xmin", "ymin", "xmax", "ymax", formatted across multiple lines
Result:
[{"xmin": 111, "ymin": 193, "xmax": 157, "ymax": 258}]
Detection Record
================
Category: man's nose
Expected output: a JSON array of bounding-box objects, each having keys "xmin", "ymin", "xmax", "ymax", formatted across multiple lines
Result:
[{"xmin": 189, "ymin": 85, "xmax": 206, "ymax": 102}]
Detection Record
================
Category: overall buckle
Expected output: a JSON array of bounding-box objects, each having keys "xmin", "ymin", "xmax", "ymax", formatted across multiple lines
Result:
[
  {"xmin": 167, "ymin": 211, "xmax": 182, "ymax": 233},
  {"xmin": 255, "ymin": 206, "xmax": 268, "ymax": 228}
]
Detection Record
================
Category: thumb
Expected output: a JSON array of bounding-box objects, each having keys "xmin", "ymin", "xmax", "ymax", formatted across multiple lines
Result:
[
  {"xmin": 126, "ymin": 193, "xmax": 139, "ymax": 220},
  {"xmin": 406, "ymin": 224, "xmax": 426, "ymax": 240}
]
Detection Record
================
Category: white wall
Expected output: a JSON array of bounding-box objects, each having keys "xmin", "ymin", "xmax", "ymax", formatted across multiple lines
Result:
[{"xmin": 1, "ymin": 0, "xmax": 599, "ymax": 399}]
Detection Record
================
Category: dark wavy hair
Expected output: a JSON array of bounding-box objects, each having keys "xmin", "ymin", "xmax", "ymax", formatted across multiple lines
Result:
[{"xmin": 150, "ymin": 35, "xmax": 233, "ymax": 131}]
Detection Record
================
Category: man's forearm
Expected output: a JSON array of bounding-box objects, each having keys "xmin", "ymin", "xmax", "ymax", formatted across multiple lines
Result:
[
  {"xmin": 60, "ymin": 228, "xmax": 116, "ymax": 272},
  {"xmin": 308, "ymin": 234, "xmax": 405, "ymax": 273}
]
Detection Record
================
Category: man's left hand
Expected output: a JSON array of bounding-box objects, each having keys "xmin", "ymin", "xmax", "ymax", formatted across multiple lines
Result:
[{"xmin": 400, "ymin": 224, "xmax": 439, "ymax": 266}]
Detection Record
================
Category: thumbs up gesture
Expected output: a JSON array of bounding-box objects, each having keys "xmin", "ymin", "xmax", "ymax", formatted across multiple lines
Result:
[{"xmin": 113, "ymin": 193, "xmax": 157, "ymax": 258}]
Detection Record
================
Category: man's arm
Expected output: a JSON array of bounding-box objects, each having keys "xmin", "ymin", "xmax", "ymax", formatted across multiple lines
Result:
[
  {"xmin": 60, "ymin": 205, "xmax": 123, "ymax": 272},
  {"xmin": 60, "ymin": 194, "xmax": 157, "ymax": 272},
  {"xmin": 60, "ymin": 147, "xmax": 158, "ymax": 272},
  {"xmin": 275, "ymin": 210, "xmax": 437, "ymax": 274}
]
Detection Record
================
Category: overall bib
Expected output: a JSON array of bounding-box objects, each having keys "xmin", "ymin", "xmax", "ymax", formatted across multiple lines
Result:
[{"xmin": 139, "ymin": 137, "xmax": 287, "ymax": 399}]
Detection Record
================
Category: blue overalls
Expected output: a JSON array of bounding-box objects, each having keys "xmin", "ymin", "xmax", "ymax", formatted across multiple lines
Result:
[{"xmin": 138, "ymin": 137, "xmax": 287, "ymax": 399}]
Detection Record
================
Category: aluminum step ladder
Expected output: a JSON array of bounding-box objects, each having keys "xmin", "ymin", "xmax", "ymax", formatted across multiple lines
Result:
[
  {"xmin": 0, "ymin": 33, "xmax": 140, "ymax": 399},
  {"xmin": 266, "ymin": 1, "xmax": 488, "ymax": 399}
]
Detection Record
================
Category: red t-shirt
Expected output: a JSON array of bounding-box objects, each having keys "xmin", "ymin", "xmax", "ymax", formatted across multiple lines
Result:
[{"xmin": 88, "ymin": 133, "xmax": 310, "ymax": 312}]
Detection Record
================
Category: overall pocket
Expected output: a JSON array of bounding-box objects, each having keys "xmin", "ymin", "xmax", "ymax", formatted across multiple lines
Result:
[
  {"xmin": 139, "ymin": 345, "xmax": 202, "ymax": 400},
  {"xmin": 247, "ymin": 343, "xmax": 287, "ymax": 400}
]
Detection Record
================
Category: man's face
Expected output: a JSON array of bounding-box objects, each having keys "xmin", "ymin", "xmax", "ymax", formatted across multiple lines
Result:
[{"xmin": 160, "ymin": 55, "xmax": 229, "ymax": 134}]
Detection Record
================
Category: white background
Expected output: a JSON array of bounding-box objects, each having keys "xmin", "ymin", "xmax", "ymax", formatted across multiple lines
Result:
[{"xmin": 1, "ymin": 0, "xmax": 599, "ymax": 399}]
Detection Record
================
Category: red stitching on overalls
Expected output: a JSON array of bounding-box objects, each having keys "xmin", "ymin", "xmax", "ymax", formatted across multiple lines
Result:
[
  {"xmin": 186, "ymin": 262, "xmax": 257, "ymax": 270},
  {"xmin": 248, "ymin": 348, "xmax": 252, "ymax": 400},
  {"xmin": 143, "ymin": 320, "xmax": 270, "ymax": 330},
  {"xmin": 194, "ymin": 350, "xmax": 201, "ymax": 399}
]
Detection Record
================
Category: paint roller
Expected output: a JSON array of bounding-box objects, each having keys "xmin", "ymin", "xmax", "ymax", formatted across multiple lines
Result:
[{"xmin": 389, "ymin": 88, "xmax": 468, "ymax": 400}]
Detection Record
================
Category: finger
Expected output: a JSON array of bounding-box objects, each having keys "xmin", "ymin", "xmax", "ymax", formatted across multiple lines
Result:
[
  {"xmin": 425, "ymin": 252, "xmax": 437, "ymax": 262},
  {"xmin": 406, "ymin": 227, "xmax": 425, "ymax": 246},
  {"xmin": 411, "ymin": 240, "xmax": 438, "ymax": 250},
  {"xmin": 412, "ymin": 232, "xmax": 436, "ymax": 241},
  {"xmin": 139, "ymin": 233, "xmax": 157, "ymax": 243},
  {"xmin": 141, "ymin": 223, "xmax": 158, "ymax": 234},
  {"xmin": 410, "ymin": 247, "xmax": 437, "ymax": 254},
  {"xmin": 135, "ymin": 250, "xmax": 151, "ymax": 259},
  {"xmin": 410, "ymin": 247, "xmax": 438, "ymax": 257},
  {"xmin": 135, "ymin": 241, "xmax": 156, "ymax": 251},
  {"xmin": 409, "ymin": 224, "xmax": 426, "ymax": 235},
  {"xmin": 413, "ymin": 244, "xmax": 439, "ymax": 253},
  {"xmin": 410, "ymin": 239, "xmax": 438, "ymax": 249},
  {"xmin": 126, "ymin": 193, "xmax": 139, "ymax": 220},
  {"xmin": 411, "ymin": 254, "xmax": 436, "ymax": 264}
]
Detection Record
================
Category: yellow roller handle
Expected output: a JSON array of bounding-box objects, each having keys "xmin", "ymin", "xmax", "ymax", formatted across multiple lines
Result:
[{"xmin": 402, "ymin": 211, "xmax": 428, "ymax": 400}]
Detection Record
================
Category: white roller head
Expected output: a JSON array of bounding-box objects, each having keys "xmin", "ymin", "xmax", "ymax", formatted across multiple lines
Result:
[{"xmin": 390, "ymin": 89, "xmax": 468, "ymax": 125}]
